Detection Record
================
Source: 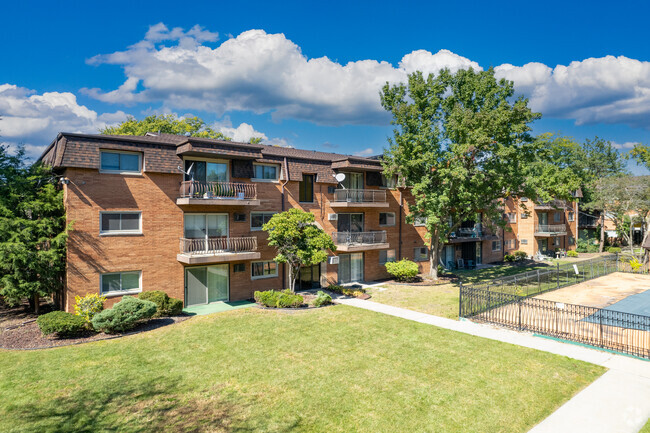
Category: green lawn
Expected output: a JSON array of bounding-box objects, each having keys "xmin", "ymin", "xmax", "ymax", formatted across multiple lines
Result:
[
  {"xmin": 641, "ymin": 418, "xmax": 650, "ymax": 433},
  {"xmin": 0, "ymin": 306, "xmax": 604, "ymax": 433}
]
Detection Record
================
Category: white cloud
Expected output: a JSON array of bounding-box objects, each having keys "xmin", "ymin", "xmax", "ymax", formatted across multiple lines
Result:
[
  {"xmin": 611, "ymin": 141, "xmax": 639, "ymax": 149},
  {"xmin": 82, "ymin": 24, "xmax": 650, "ymax": 131},
  {"xmin": 0, "ymin": 84, "xmax": 128, "ymax": 158},
  {"xmin": 354, "ymin": 148, "xmax": 375, "ymax": 157},
  {"xmin": 213, "ymin": 120, "xmax": 266, "ymax": 142}
]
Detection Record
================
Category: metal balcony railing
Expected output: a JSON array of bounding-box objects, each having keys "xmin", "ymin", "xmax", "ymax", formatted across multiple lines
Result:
[
  {"xmin": 332, "ymin": 231, "xmax": 387, "ymax": 245},
  {"xmin": 535, "ymin": 200, "xmax": 568, "ymax": 209},
  {"xmin": 180, "ymin": 236, "xmax": 258, "ymax": 255},
  {"xmin": 332, "ymin": 189, "xmax": 386, "ymax": 203},
  {"xmin": 535, "ymin": 224, "xmax": 567, "ymax": 235},
  {"xmin": 179, "ymin": 181, "xmax": 257, "ymax": 199}
]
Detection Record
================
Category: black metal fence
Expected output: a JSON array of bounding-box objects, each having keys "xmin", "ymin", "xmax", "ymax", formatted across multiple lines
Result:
[{"xmin": 459, "ymin": 255, "xmax": 650, "ymax": 359}]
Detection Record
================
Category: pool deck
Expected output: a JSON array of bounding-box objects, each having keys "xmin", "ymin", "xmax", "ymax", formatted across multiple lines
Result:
[{"xmin": 183, "ymin": 300, "xmax": 255, "ymax": 316}]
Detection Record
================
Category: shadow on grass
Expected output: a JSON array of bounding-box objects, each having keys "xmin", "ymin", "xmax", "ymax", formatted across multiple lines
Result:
[{"xmin": 455, "ymin": 260, "xmax": 556, "ymax": 284}]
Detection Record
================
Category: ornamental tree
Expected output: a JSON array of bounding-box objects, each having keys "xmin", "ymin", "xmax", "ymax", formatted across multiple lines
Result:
[
  {"xmin": 100, "ymin": 114, "xmax": 231, "ymax": 140},
  {"xmin": 263, "ymin": 209, "xmax": 336, "ymax": 293},
  {"xmin": 380, "ymin": 68, "xmax": 578, "ymax": 279}
]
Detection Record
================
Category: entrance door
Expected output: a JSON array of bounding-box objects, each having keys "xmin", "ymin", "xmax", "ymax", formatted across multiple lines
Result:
[
  {"xmin": 185, "ymin": 264, "xmax": 229, "ymax": 306},
  {"xmin": 538, "ymin": 239, "xmax": 548, "ymax": 254},
  {"xmin": 442, "ymin": 245, "xmax": 455, "ymax": 269},
  {"xmin": 299, "ymin": 264, "xmax": 321, "ymax": 290},
  {"xmin": 338, "ymin": 253, "xmax": 363, "ymax": 284},
  {"xmin": 337, "ymin": 213, "xmax": 364, "ymax": 232},
  {"xmin": 539, "ymin": 212, "xmax": 548, "ymax": 226},
  {"xmin": 461, "ymin": 242, "xmax": 477, "ymax": 263}
]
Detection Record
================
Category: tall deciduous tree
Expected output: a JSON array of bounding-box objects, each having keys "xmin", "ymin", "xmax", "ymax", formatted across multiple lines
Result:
[
  {"xmin": 380, "ymin": 69, "xmax": 579, "ymax": 279},
  {"xmin": 263, "ymin": 209, "xmax": 336, "ymax": 293},
  {"xmin": 0, "ymin": 145, "xmax": 68, "ymax": 313},
  {"xmin": 100, "ymin": 114, "xmax": 232, "ymax": 140}
]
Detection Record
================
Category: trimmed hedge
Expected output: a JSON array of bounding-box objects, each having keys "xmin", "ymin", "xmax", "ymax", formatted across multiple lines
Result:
[
  {"xmin": 138, "ymin": 291, "xmax": 183, "ymax": 317},
  {"xmin": 37, "ymin": 311, "xmax": 86, "ymax": 337},
  {"xmin": 254, "ymin": 289, "xmax": 304, "ymax": 308},
  {"xmin": 385, "ymin": 259, "xmax": 419, "ymax": 282},
  {"xmin": 91, "ymin": 296, "xmax": 157, "ymax": 333}
]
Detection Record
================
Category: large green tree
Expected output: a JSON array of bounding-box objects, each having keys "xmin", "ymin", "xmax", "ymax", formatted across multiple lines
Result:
[
  {"xmin": 263, "ymin": 209, "xmax": 336, "ymax": 293},
  {"xmin": 380, "ymin": 69, "xmax": 579, "ymax": 278},
  {"xmin": 100, "ymin": 114, "xmax": 232, "ymax": 140},
  {"xmin": 0, "ymin": 145, "xmax": 68, "ymax": 313}
]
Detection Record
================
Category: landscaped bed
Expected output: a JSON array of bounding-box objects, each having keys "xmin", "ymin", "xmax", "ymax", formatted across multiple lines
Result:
[{"xmin": 0, "ymin": 305, "xmax": 604, "ymax": 432}]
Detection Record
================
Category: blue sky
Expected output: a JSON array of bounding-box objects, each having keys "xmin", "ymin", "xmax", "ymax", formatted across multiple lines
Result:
[{"xmin": 1, "ymin": 0, "xmax": 649, "ymax": 173}]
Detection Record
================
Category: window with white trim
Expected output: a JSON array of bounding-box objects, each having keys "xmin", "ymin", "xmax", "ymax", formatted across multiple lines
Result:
[
  {"xmin": 251, "ymin": 261, "xmax": 278, "ymax": 279},
  {"xmin": 414, "ymin": 216, "xmax": 427, "ymax": 227},
  {"xmin": 379, "ymin": 249, "xmax": 396, "ymax": 265},
  {"xmin": 253, "ymin": 163, "xmax": 279, "ymax": 181},
  {"xmin": 414, "ymin": 247, "xmax": 428, "ymax": 261},
  {"xmin": 506, "ymin": 212, "xmax": 517, "ymax": 223},
  {"xmin": 380, "ymin": 174, "xmax": 397, "ymax": 189},
  {"xmin": 379, "ymin": 212, "xmax": 396, "ymax": 226},
  {"xmin": 100, "ymin": 212, "xmax": 142, "ymax": 235},
  {"xmin": 521, "ymin": 239, "xmax": 528, "ymax": 245},
  {"xmin": 504, "ymin": 239, "xmax": 516, "ymax": 249},
  {"xmin": 101, "ymin": 271, "xmax": 141, "ymax": 295},
  {"xmin": 251, "ymin": 212, "xmax": 276, "ymax": 231},
  {"xmin": 492, "ymin": 240, "xmax": 501, "ymax": 252},
  {"xmin": 568, "ymin": 211, "xmax": 575, "ymax": 222},
  {"xmin": 100, "ymin": 150, "xmax": 142, "ymax": 174}
]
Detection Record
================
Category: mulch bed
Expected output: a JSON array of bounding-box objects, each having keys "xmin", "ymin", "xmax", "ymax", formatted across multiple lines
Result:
[{"xmin": 0, "ymin": 300, "xmax": 191, "ymax": 350}]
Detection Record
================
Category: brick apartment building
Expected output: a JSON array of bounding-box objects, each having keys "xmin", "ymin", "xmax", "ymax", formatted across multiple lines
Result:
[
  {"xmin": 39, "ymin": 132, "xmax": 504, "ymax": 311},
  {"xmin": 503, "ymin": 196, "xmax": 579, "ymax": 257}
]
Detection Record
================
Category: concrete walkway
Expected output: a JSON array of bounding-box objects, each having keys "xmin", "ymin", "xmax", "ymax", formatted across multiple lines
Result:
[{"xmin": 335, "ymin": 297, "xmax": 650, "ymax": 433}]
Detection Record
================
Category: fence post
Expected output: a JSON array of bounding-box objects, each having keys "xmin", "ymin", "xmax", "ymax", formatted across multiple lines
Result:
[
  {"xmin": 458, "ymin": 282, "xmax": 463, "ymax": 319},
  {"xmin": 518, "ymin": 297, "xmax": 522, "ymax": 330},
  {"xmin": 599, "ymin": 309, "xmax": 604, "ymax": 348}
]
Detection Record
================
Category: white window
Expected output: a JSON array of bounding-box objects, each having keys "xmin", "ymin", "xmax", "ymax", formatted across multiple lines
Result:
[
  {"xmin": 506, "ymin": 212, "xmax": 517, "ymax": 223},
  {"xmin": 379, "ymin": 212, "xmax": 396, "ymax": 226},
  {"xmin": 251, "ymin": 261, "xmax": 278, "ymax": 279},
  {"xmin": 100, "ymin": 150, "xmax": 141, "ymax": 174},
  {"xmin": 504, "ymin": 239, "xmax": 516, "ymax": 249},
  {"xmin": 521, "ymin": 239, "xmax": 528, "ymax": 245},
  {"xmin": 251, "ymin": 212, "xmax": 276, "ymax": 231},
  {"xmin": 100, "ymin": 212, "xmax": 142, "ymax": 235},
  {"xmin": 414, "ymin": 247, "xmax": 428, "ymax": 261},
  {"xmin": 414, "ymin": 216, "xmax": 427, "ymax": 227},
  {"xmin": 379, "ymin": 249, "xmax": 396, "ymax": 265},
  {"xmin": 492, "ymin": 240, "xmax": 501, "ymax": 252},
  {"xmin": 253, "ymin": 163, "xmax": 279, "ymax": 181},
  {"xmin": 568, "ymin": 212, "xmax": 575, "ymax": 222},
  {"xmin": 101, "ymin": 271, "xmax": 141, "ymax": 296}
]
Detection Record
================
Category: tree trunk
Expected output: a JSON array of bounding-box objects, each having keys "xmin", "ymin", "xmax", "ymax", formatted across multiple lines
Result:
[
  {"xmin": 33, "ymin": 293, "xmax": 40, "ymax": 315},
  {"xmin": 599, "ymin": 213, "xmax": 605, "ymax": 253},
  {"xmin": 428, "ymin": 230, "xmax": 440, "ymax": 279},
  {"xmin": 630, "ymin": 221, "xmax": 636, "ymax": 257}
]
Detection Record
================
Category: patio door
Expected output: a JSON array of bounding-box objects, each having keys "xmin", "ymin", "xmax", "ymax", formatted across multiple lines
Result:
[
  {"xmin": 538, "ymin": 239, "xmax": 548, "ymax": 254},
  {"xmin": 539, "ymin": 212, "xmax": 548, "ymax": 226},
  {"xmin": 338, "ymin": 253, "xmax": 363, "ymax": 284},
  {"xmin": 338, "ymin": 213, "xmax": 364, "ymax": 232},
  {"xmin": 185, "ymin": 264, "xmax": 229, "ymax": 307},
  {"xmin": 184, "ymin": 214, "xmax": 228, "ymax": 253},
  {"xmin": 442, "ymin": 245, "xmax": 455, "ymax": 269},
  {"xmin": 475, "ymin": 242, "xmax": 482, "ymax": 265},
  {"xmin": 299, "ymin": 264, "xmax": 321, "ymax": 290}
]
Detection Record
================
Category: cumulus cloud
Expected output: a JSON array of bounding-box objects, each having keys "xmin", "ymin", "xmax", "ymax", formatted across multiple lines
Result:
[
  {"xmin": 611, "ymin": 141, "xmax": 640, "ymax": 149},
  {"xmin": 354, "ymin": 148, "xmax": 375, "ymax": 157},
  {"xmin": 0, "ymin": 84, "xmax": 128, "ymax": 158},
  {"xmin": 212, "ymin": 119, "xmax": 267, "ymax": 142}
]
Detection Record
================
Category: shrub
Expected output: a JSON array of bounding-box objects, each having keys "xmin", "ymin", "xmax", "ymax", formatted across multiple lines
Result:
[
  {"xmin": 513, "ymin": 251, "xmax": 528, "ymax": 261},
  {"xmin": 138, "ymin": 291, "xmax": 184, "ymax": 317},
  {"xmin": 629, "ymin": 258, "xmax": 643, "ymax": 273},
  {"xmin": 607, "ymin": 247, "xmax": 621, "ymax": 254},
  {"xmin": 504, "ymin": 254, "xmax": 515, "ymax": 262},
  {"xmin": 74, "ymin": 293, "xmax": 106, "ymax": 326},
  {"xmin": 91, "ymin": 296, "xmax": 157, "ymax": 333},
  {"xmin": 254, "ymin": 289, "xmax": 304, "ymax": 308},
  {"xmin": 312, "ymin": 291, "xmax": 332, "ymax": 307},
  {"xmin": 37, "ymin": 311, "xmax": 86, "ymax": 337},
  {"xmin": 567, "ymin": 250, "xmax": 579, "ymax": 258},
  {"xmin": 385, "ymin": 259, "xmax": 419, "ymax": 282},
  {"xmin": 326, "ymin": 285, "xmax": 344, "ymax": 294},
  {"xmin": 437, "ymin": 264, "xmax": 444, "ymax": 275},
  {"xmin": 325, "ymin": 285, "xmax": 365, "ymax": 298}
]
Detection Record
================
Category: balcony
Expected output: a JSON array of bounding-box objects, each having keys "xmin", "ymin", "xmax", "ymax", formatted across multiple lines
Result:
[
  {"xmin": 329, "ymin": 189, "xmax": 388, "ymax": 208},
  {"xmin": 448, "ymin": 226, "xmax": 498, "ymax": 243},
  {"xmin": 534, "ymin": 224, "xmax": 567, "ymax": 237},
  {"xmin": 177, "ymin": 236, "xmax": 260, "ymax": 264},
  {"xmin": 332, "ymin": 231, "xmax": 389, "ymax": 252},
  {"xmin": 177, "ymin": 181, "xmax": 260, "ymax": 206},
  {"xmin": 535, "ymin": 200, "xmax": 568, "ymax": 210},
  {"xmin": 579, "ymin": 214, "xmax": 599, "ymax": 228}
]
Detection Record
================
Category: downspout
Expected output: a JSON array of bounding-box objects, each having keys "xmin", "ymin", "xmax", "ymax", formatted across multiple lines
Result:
[{"xmin": 280, "ymin": 157, "xmax": 289, "ymax": 289}]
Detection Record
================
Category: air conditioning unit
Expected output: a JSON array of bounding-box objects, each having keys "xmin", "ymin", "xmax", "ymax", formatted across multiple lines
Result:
[
  {"xmin": 328, "ymin": 213, "xmax": 338, "ymax": 221},
  {"xmin": 328, "ymin": 256, "xmax": 339, "ymax": 265},
  {"xmin": 520, "ymin": 197, "xmax": 528, "ymax": 202}
]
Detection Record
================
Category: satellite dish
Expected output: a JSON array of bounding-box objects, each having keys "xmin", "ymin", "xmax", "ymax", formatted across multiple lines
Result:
[{"xmin": 334, "ymin": 173, "xmax": 346, "ymax": 183}]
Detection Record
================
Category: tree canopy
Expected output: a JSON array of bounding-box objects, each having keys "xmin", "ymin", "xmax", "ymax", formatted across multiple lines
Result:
[
  {"xmin": 263, "ymin": 209, "xmax": 335, "ymax": 292},
  {"xmin": 100, "ymin": 114, "xmax": 231, "ymax": 140},
  {"xmin": 380, "ymin": 68, "xmax": 579, "ymax": 278}
]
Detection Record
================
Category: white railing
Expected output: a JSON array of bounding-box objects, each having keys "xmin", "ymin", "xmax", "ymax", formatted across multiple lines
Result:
[
  {"xmin": 179, "ymin": 181, "xmax": 257, "ymax": 199},
  {"xmin": 332, "ymin": 189, "xmax": 386, "ymax": 203},
  {"xmin": 332, "ymin": 231, "xmax": 387, "ymax": 245},
  {"xmin": 180, "ymin": 236, "xmax": 257, "ymax": 255},
  {"xmin": 535, "ymin": 224, "xmax": 567, "ymax": 234}
]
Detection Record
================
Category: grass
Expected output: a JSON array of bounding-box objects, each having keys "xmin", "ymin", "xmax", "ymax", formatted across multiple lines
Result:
[
  {"xmin": 640, "ymin": 418, "xmax": 650, "ymax": 433},
  {"xmin": 0, "ymin": 306, "xmax": 604, "ymax": 433}
]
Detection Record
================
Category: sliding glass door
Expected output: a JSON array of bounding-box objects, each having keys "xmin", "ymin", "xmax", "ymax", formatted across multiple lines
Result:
[
  {"xmin": 183, "ymin": 214, "xmax": 228, "ymax": 253},
  {"xmin": 338, "ymin": 253, "xmax": 364, "ymax": 284},
  {"xmin": 185, "ymin": 264, "xmax": 229, "ymax": 306}
]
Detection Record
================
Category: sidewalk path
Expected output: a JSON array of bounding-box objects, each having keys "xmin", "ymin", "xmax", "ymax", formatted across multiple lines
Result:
[{"xmin": 335, "ymin": 297, "xmax": 650, "ymax": 433}]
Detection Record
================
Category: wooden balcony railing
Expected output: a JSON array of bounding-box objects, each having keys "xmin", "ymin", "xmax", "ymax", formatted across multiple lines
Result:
[
  {"xmin": 332, "ymin": 189, "xmax": 386, "ymax": 203},
  {"xmin": 535, "ymin": 224, "xmax": 567, "ymax": 235},
  {"xmin": 332, "ymin": 231, "xmax": 387, "ymax": 245},
  {"xmin": 179, "ymin": 181, "xmax": 257, "ymax": 200},
  {"xmin": 180, "ymin": 236, "xmax": 258, "ymax": 255}
]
